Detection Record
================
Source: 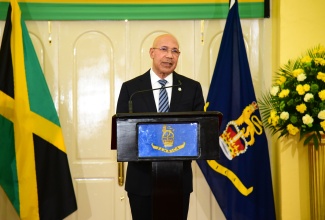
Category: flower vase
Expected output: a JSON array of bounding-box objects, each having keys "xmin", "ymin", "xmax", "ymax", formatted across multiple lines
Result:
[{"xmin": 308, "ymin": 139, "xmax": 325, "ymax": 220}]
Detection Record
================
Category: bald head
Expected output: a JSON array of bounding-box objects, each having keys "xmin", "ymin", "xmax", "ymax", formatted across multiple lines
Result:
[
  {"xmin": 149, "ymin": 34, "xmax": 180, "ymax": 78},
  {"xmin": 152, "ymin": 34, "xmax": 179, "ymax": 48}
]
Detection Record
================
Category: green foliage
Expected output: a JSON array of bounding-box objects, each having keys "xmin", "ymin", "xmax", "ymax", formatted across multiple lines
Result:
[{"xmin": 258, "ymin": 45, "xmax": 325, "ymax": 148}]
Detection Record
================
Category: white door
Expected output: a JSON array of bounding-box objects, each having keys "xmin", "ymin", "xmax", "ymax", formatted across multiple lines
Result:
[{"xmin": 0, "ymin": 19, "xmax": 269, "ymax": 220}]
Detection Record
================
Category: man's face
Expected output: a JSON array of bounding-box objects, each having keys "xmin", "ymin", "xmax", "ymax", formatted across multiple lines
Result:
[{"xmin": 149, "ymin": 35, "xmax": 180, "ymax": 78}]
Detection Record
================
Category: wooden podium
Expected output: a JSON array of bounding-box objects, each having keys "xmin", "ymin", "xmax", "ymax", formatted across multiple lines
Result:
[{"xmin": 111, "ymin": 111, "xmax": 222, "ymax": 220}]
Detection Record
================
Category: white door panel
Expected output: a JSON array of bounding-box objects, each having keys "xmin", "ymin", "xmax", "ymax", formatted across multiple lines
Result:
[{"xmin": 58, "ymin": 21, "xmax": 127, "ymax": 220}]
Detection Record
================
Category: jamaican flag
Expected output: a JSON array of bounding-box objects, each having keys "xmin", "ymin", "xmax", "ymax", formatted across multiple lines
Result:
[{"xmin": 0, "ymin": 0, "xmax": 77, "ymax": 219}]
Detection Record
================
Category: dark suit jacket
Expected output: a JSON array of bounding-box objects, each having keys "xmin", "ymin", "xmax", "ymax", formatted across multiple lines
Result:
[{"xmin": 116, "ymin": 70, "xmax": 205, "ymax": 196}]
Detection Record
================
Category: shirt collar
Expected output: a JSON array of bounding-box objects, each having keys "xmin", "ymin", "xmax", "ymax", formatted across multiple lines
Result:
[{"xmin": 150, "ymin": 69, "xmax": 173, "ymax": 86}]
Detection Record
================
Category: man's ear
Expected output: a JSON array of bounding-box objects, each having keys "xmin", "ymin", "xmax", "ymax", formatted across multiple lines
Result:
[{"xmin": 149, "ymin": 48, "xmax": 155, "ymax": 58}]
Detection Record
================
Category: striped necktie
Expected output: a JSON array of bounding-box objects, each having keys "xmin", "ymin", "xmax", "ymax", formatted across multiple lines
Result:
[{"xmin": 158, "ymin": 79, "xmax": 169, "ymax": 112}]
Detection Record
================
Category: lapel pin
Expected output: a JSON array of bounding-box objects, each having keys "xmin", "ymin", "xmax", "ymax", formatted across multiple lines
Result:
[{"xmin": 178, "ymin": 87, "xmax": 182, "ymax": 91}]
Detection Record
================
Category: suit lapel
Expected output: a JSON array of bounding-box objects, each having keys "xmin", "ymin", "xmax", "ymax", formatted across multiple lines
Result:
[{"xmin": 169, "ymin": 72, "xmax": 183, "ymax": 112}]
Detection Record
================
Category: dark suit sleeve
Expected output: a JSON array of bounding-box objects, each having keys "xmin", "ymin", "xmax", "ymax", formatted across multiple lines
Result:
[
  {"xmin": 193, "ymin": 82, "xmax": 205, "ymax": 111},
  {"xmin": 116, "ymin": 83, "xmax": 130, "ymax": 113}
]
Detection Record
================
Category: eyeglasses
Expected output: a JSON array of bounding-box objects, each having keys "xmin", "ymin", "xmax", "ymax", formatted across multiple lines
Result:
[{"xmin": 152, "ymin": 46, "xmax": 181, "ymax": 56}]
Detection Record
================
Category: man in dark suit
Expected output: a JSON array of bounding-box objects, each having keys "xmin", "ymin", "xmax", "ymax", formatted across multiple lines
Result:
[{"xmin": 116, "ymin": 34, "xmax": 205, "ymax": 220}]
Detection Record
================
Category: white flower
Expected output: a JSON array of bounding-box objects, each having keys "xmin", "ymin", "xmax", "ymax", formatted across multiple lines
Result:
[
  {"xmin": 302, "ymin": 114, "xmax": 314, "ymax": 125},
  {"xmin": 270, "ymin": 86, "xmax": 279, "ymax": 96},
  {"xmin": 304, "ymin": 93, "xmax": 314, "ymax": 102},
  {"xmin": 280, "ymin": 112, "xmax": 289, "ymax": 120},
  {"xmin": 318, "ymin": 110, "xmax": 325, "ymax": 120},
  {"xmin": 297, "ymin": 73, "xmax": 307, "ymax": 81}
]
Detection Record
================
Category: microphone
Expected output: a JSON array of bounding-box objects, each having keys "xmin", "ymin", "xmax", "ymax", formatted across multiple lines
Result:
[{"xmin": 128, "ymin": 80, "xmax": 182, "ymax": 113}]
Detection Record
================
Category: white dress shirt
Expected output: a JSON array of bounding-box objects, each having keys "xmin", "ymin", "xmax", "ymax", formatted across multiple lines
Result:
[{"xmin": 150, "ymin": 69, "xmax": 173, "ymax": 112}]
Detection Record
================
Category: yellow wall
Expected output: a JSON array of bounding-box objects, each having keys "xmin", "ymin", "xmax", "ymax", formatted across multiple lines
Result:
[{"xmin": 272, "ymin": 0, "xmax": 325, "ymax": 219}]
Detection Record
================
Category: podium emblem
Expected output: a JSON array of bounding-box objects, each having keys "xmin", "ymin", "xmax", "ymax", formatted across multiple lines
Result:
[
  {"xmin": 161, "ymin": 125, "xmax": 174, "ymax": 147},
  {"xmin": 137, "ymin": 123, "xmax": 198, "ymax": 158},
  {"xmin": 151, "ymin": 124, "xmax": 185, "ymax": 153}
]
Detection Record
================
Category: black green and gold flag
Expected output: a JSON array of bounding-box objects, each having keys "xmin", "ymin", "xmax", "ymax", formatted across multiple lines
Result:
[{"xmin": 0, "ymin": 0, "xmax": 77, "ymax": 219}]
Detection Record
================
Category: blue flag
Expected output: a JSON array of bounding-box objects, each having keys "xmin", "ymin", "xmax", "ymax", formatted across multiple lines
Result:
[{"xmin": 197, "ymin": 0, "xmax": 276, "ymax": 219}]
